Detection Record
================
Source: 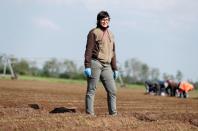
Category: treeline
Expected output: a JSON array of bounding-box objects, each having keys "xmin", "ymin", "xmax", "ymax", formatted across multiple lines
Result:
[
  {"xmin": 0, "ymin": 57, "xmax": 84, "ymax": 80},
  {"xmin": 123, "ymin": 58, "xmax": 184, "ymax": 83},
  {"xmin": 0, "ymin": 56, "xmax": 197, "ymax": 89}
]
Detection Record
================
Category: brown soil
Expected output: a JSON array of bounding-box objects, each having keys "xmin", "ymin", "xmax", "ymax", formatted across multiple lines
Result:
[{"xmin": 0, "ymin": 79, "xmax": 198, "ymax": 131}]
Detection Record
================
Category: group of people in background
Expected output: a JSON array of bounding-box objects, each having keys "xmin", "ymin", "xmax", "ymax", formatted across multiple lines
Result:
[{"xmin": 145, "ymin": 80, "xmax": 194, "ymax": 98}]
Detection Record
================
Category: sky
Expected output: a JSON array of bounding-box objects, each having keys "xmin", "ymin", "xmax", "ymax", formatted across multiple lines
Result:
[{"xmin": 1, "ymin": 0, "xmax": 198, "ymax": 81}]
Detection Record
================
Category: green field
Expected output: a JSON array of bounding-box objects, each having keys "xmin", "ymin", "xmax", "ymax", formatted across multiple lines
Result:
[
  {"xmin": 18, "ymin": 75, "xmax": 144, "ymax": 89},
  {"xmin": 19, "ymin": 75, "xmax": 87, "ymax": 85}
]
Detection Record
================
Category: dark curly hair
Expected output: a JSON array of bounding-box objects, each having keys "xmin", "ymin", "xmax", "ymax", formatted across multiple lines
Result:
[{"xmin": 96, "ymin": 11, "xmax": 110, "ymax": 28}]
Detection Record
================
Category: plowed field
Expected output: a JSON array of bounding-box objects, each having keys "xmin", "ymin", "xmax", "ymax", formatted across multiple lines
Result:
[{"xmin": 0, "ymin": 79, "xmax": 198, "ymax": 131}]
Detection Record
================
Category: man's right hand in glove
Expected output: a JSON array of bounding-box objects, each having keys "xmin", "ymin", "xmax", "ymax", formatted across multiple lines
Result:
[{"xmin": 84, "ymin": 68, "xmax": 91, "ymax": 78}]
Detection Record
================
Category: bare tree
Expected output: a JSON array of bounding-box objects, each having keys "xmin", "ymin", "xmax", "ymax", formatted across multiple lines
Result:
[
  {"xmin": 124, "ymin": 58, "xmax": 142, "ymax": 82},
  {"xmin": 140, "ymin": 64, "xmax": 150, "ymax": 81},
  {"xmin": 176, "ymin": 70, "xmax": 183, "ymax": 81},
  {"xmin": 63, "ymin": 59, "xmax": 77, "ymax": 73},
  {"xmin": 42, "ymin": 58, "xmax": 60, "ymax": 77},
  {"xmin": 124, "ymin": 58, "xmax": 152, "ymax": 82},
  {"xmin": 150, "ymin": 68, "xmax": 160, "ymax": 81},
  {"xmin": 163, "ymin": 73, "xmax": 175, "ymax": 81}
]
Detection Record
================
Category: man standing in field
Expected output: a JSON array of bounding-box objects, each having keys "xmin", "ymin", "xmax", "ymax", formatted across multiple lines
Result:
[{"xmin": 84, "ymin": 11, "xmax": 118, "ymax": 116}]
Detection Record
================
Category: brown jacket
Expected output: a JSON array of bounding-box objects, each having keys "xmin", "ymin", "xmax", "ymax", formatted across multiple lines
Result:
[{"xmin": 84, "ymin": 27, "xmax": 117, "ymax": 70}]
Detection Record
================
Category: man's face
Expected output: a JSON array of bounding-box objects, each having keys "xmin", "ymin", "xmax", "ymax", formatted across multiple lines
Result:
[{"xmin": 100, "ymin": 17, "xmax": 110, "ymax": 28}]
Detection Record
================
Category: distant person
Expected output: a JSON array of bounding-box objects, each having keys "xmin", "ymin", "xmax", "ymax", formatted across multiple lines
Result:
[
  {"xmin": 144, "ymin": 81, "xmax": 158, "ymax": 95},
  {"xmin": 84, "ymin": 11, "xmax": 118, "ymax": 116},
  {"xmin": 178, "ymin": 81, "xmax": 194, "ymax": 98},
  {"xmin": 145, "ymin": 80, "xmax": 152, "ymax": 93},
  {"xmin": 145, "ymin": 80, "xmax": 155, "ymax": 94},
  {"xmin": 156, "ymin": 80, "xmax": 168, "ymax": 96},
  {"xmin": 166, "ymin": 80, "xmax": 178, "ymax": 96},
  {"xmin": 145, "ymin": 80, "xmax": 168, "ymax": 96}
]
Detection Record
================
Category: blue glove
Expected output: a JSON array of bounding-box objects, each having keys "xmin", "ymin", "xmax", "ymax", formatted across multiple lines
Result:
[
  {"xmin": 113, "ymin": 70, "xmax": 119, "ymax": 80},
  {"xmin": 84, "ymin": 68, "xmax": 92, "ymax": 77}
]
